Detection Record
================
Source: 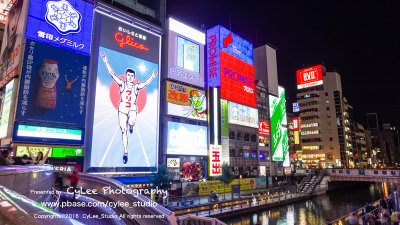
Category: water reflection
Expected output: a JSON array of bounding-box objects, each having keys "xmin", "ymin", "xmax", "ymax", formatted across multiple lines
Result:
[{"xmin": 223, "ymin": 183, "xmax": 385, "ymax": 225}]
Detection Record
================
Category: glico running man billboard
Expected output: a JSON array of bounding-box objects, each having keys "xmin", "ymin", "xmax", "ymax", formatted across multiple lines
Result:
[
  {"xmin": 168, "ymin": 18, "xmax": 205, "ymax": 87},
  {"xmin": 166, "ymin": 81, "xmax": 206, "ymax": 121},
  {"xmin": 296, "ymin": 65, "xmax": 323, "ymax": 89},
  {"xmin": 25, "ymin": 0, "xmax": 94, "ymax": 55},
  {"xmin": 269, "ymin": 87, "xmax": 289, "ymax": 166},
  {"xmin": 87, "ymin": 13, "xmax": 161, "ymax": 173},
  {"xmin": 207, "ymin": 25, "xmax": 255, "ymax": 107}
]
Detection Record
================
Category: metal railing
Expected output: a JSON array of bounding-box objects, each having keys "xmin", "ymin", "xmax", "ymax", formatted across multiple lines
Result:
[{"xmin": 328, "ymin": 199, "xmax": 382, "ymax": 225}]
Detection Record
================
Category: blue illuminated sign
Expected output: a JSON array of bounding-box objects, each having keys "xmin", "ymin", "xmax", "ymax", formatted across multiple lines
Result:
[
  {"xmin": 206, "ymin": 25, "xmax": 253, "ymax": 88},
  {"xmin": 25, "ymin": 0, "xmax": 94, "ymax": 55},
  {"xmin": 293, "ymin": 102, "xmax": 299, "ymax": 112}
]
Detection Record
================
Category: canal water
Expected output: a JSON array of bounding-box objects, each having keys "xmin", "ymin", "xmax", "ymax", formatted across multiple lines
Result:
[{"xmin": 222, "ymin": 182, "xmax": 390, "ymax": 225}]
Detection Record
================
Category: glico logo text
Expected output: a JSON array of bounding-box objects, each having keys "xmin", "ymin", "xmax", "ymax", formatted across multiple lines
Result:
[
  {"xmin": 224, "ymin": 67, "xmax": 254, "ymax": 93},
  {"xmin": 114, "ymin": 32, "xmax": 149, "ymax": 51}
]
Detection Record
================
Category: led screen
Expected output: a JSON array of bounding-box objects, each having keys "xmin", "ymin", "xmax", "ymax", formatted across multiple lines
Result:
[
  {"xmin": 25, "ymin": 0, "xmax": 94, "ymax": 55},
  {"xmin": 13, "ymin": 123, "xmax": 83, "ymax": 144},
  {"xmin": 166, "ymin": 81, "xmax": 206, "ymax": 121},
  {"xmin": 0, "ymin": 79, "xmax": 14, "ymax": 138},
  {"xmin": 167, "ymin": 121, "xmax": 207, "ymax": 156},
  {"xmin": 168, "ymin": 18, "xmax": 205, "ymax": 87},
  {"xmin": 269, "ymin": 87, "xmax": 289, "ymax": 162},
  {"xmin": 16, "ymin": 39, "xmax": 89, "ymax": 127},
  {"xmin": 296, "ymin": 65, "xmax": 323, "ymax": 89},
  {"xmin": 207, "ymin": 25, "xmax": 255, "ymax": 107},
  {"xmin": 228, "ymin": 101, "xmax": 258, "ymax": 128},
  {"xmin": 88, "ymin": 13, "xmax": 161, "ymax": 173},
  {"xmin": 52, "ymin": 147, "xmax": 83, "ymax": 157}
]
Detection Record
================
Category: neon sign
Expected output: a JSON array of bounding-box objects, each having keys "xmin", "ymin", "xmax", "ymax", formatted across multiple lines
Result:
[{"xmin": 114, "ymin": 32, "xmax": 149, "ymax": 51}]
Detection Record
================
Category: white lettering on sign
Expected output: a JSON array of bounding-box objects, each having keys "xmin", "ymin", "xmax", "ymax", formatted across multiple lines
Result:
[{"xmin": 303, "ymin": 71, "xmax": 316, "ymax": 81}]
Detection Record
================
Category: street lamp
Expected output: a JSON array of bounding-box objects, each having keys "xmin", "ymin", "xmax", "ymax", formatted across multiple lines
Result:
[{"xmin": 239, "ymin": 175, "xmax": 242, "ymax": 198}]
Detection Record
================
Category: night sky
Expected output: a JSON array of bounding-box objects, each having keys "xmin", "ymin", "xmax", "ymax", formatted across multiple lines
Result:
[{"xmin": 167, "ymin": 0, "xmax": 400, "ymax": 128}]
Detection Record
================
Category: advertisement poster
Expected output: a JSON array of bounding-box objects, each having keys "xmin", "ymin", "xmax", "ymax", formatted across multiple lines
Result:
[
  {"xmin": 296, "ymin": 65, "xmax": 323, "ymax": 89},
  {"xmin": 166, "ymin": 121, "xmax": 207, "ymax": 156},
  {"xmin": 16, "ymin": 146, "xmax": 52, "ymax": 157},
  {"xmin": 228, "ymin": 101, "xmax": 258, "ymax": 128},
  {"xmin": 166, "ymin": 81, "xmax": 206, "ymax": 121},
  {"xmin": 198, "ymin": 178, "xmax": 256, "ymax": 195},
  {"xmin": 0, "ymin": 0, "xmax": 28, "ymax": 88},
  {"xmin": 89, "ymin": 14, "xmax": 161, "ymax": 172},
  {"xmin": 25, "ymin": 0, "xmax": 94, "ymax": 55},
  {"xmin": 168, "ymin": 18, "xmax": 205, "ymax": 87},
  {"xmin": 180, "ymin": 156, "xmax": 205, "ymax": 181},
  {"xmin": 259, "ymin": 121, "xmax": 270, "ymax": 135},
  {"xmin": 0, "ymin": 79, "xmax": 15, "ymax": 138},
  {"xmin": 221, "ymin": 99, "xmax": 229, "ymax": 137},
  {"xmin": 209, "ymin": 145, "xmax": 222, "ymax": 176},
  {"xmin": 16, "ymin": 39, "xmax": 89, "ymax": 127},
  {"xmin": 269, "ymin": 87, "xmax": 289, "ymax": 162},
  {"xmin": 206, "ymin": 25, "xmax": 255, "ymax": 107}
]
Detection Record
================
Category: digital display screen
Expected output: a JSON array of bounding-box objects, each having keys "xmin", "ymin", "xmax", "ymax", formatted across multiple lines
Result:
[
  {"xmin": 52, "ymin": 147, "xmax": 83, "ymax": 157},
  {"xmin": 0, "ymin": 79, "xmax": 14, "ymax": 138},
  {"xmin": 207, "ymin": 25, "xmax": 255, "ymax": 107},
  {"xmin": 269, "ymin": 87, "xmax": 289, "ymax": 162},
  {"xmin": 88, "ymin": 13, "xmax": 161, "ymax": 173},
  {"xmin": 166, "ymin": 81, "xmax": 206, "ymax": 121},
  {"xmin": 13, "ymin": 123, "xmax": 83, "ymax": 144},
  {"xmin": 16, "ymin": 146, "xmax": 52, "ymax": 157},
  {"xmin": 168, "ymin": 18, "xmax": 205, "ymax": 87},
  {"xmin": 167, "ymin": 121, "xmax": 207, "ymax": 156},
  {"xmin": 25, "ymin": 0, "xmax": 94, "ymax": 55},
  {"xmin": 228, "ymin": 101, "xmax": 258, "ymax": 128},
  {"xmin": 296, "ymin": 65, "xmax": 323, "ymax": 89}
]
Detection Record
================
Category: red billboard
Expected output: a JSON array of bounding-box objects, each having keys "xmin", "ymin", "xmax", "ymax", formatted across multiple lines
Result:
[
  {"xmin": 296, "ymin": 65, "xmax": 323, "ymax": 89},
  {"xmin": 293, "ymin": 117, "xmax": 300, "ymax": 131},
  {"xmin": 259, "ymin": 121, "xmax": 270, "ymax": 135}
]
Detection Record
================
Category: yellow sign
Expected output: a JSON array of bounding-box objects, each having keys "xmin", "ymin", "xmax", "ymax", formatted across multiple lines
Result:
[
  {"xmin": 16, "ymin": 146, "xmax": 52, "ymax": 157},
  {"xmin": 294, "ymin": 131, "xmax": 299, "ymax": 144},
  {"xmin": 198, "ymin": 178, "xmax": 256, "ymax": 195}
]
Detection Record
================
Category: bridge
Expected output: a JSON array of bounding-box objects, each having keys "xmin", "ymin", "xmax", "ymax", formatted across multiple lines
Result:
[{"xmin": 325, "ymin": 168, "xmax": 400, "ymax": 183}]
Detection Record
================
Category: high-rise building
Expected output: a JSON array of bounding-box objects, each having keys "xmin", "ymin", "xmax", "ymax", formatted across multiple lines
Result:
[{"xmin": 296, "ymin": 65, "xmax": 353, "ymax": 168}]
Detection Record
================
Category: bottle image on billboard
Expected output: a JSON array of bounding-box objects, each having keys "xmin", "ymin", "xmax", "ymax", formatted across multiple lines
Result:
[{"xmin": 36, "ymin": 59, "xmax": 60, "ymax": 109}]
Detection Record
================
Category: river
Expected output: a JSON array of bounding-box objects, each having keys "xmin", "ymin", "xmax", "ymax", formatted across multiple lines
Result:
[{"xmin": 222, "ymin": 182, "xmax": 390, "ymax": 225}]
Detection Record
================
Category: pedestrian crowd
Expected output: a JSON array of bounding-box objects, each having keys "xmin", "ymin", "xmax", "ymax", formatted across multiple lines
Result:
[
  {"xmin": 0, "ymin": 148, "xmax": 51, "ymax": 166},
  {"xmin": 345, "ymin": 195, "xmax": 399, "ymax": 225}
]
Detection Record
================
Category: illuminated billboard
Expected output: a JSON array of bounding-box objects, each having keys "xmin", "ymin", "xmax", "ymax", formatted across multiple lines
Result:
[
  {"xmin": 167, "ymin": 121, "xmax": 207, "ymax": 156},
  {"xmin": 293, "ymin": 102, "xmax": 299, "ymax": 112},
  {"xmin": 294, "ymin": 131, "xmax": 300, "ymax": 144},
  {"xmin": 269, "ymin": 87, "xmax": 289, "ymax": 162},
  {"xmin": 166, "ymin": 81, "xmax": 206, "ymax": 121},
  {"xmin": 16, "ymin": 146, "xmax": 52, "ymax": 158},
  {"xmin": 52, "ymin": 147, "xmax": 83, "ymax": 157},
  {"xmin": 0, "ymin": 1, "xmax": 14, "ymax": 24},
  {"xmin": 207, "ymin": 25, "xmax": 255, "ymax": 107},
  {"xmin": 259, "ymin": 121, "xmax": 270, "ymax": 135},
  {"xmin": 0, "ymin": 79, "xmax": 15, "ymax": 138},
  {"xmin": 293, "ymin": 117, "xmax": 300, "ymax": 131},
  {"xmin": 168, "ymin": 18, "xmax": 205, "ymax": 87},
  {"xmin": 209, "ymin": 145, "xmax": 222, "ymax": 176},
  {"xmin": 228, "ymin": 101, "xmax": 258, "ymax": 128},
  {"xmin": 25, "ymin": 0, "xmax": 94, "ymax": 55},
  {"xmin": 0, "ymin": 0, "xmax": 29, "ymax": 88},
  {"xmin": 13, "ymin": 123, "xmax": 84, "ymax": 144},
  {"xmin": 296, "ymin": 65, "xmax": 323, "ymax": 89},
  {"xmin": 16, "ymin": 39, "xmax": 89, "ymax": 127},
  {"xmin": 88, "ymin": 13, "xmax": 161, "ymax": 173}
]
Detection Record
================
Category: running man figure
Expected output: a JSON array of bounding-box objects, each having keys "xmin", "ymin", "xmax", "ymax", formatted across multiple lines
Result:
[{"xmin": 100, "ymin": 52, "xmax": 158, "ymax": 164}]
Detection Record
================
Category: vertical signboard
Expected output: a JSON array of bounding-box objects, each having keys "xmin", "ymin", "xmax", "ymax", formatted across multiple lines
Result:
[
  {"xmin": 220, "ymin": 99, "xmax": 229, "ymax": 165},
  {"xmin": 88, "ymin": 13, "xmax": 161, "ymax": 173},
  {"xmin": 209, "ymin": 145, "xmax": 222, "ymax": 176},
  {"xmin": 206, "ymin": 25, "xmax": 255, "ymax": 107},
  {"xmin": 168, "ymin": 18, "xmax": 205, "ymax": 87},
  {"xmin": 25, "ymin": 0, "xmax": 94, "ymax": 55},
  {"xmin": 293, "ymin": 117, "xmax": 299, "ymax": 131},
  {"xmin": 0, "ymin": 79, "xmax": 14, "ymax": 138},
  {"xmin": 0, "ymin": 1, "xmax": 14, "ymax": 24},
  {"xmin": 269, "ymin": 87, "xmax": 289, "ymax": 162},
  {"xmin": 296, "ymin": 65, "xmax": 323, "ymax": 89},
  {"xmin": 258, "ymin": 121, "xmax": 270, "ymax": 135},
  {"xmin": 0, "ymin": 0, "xmax": 28, "ymax": 88},
  {"xmin": 166, "ymin": 81, "xmax": 206, "ymax": 120},
  {"xmin": 294, "ymin": 131, "xmax": 300, "ymax": 144},
  {"xmin": 293, "ymin": 102, "xmax": 299, "ymax": 112},
  {"xmin": 15, "ymin": 39, "xmax": 89, "ymax": 127}
]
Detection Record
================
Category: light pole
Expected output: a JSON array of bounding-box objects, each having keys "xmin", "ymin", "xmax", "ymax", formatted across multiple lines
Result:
[{"xmin": 238, "ymin": 175, "xmax": 242, "ymax": 198}]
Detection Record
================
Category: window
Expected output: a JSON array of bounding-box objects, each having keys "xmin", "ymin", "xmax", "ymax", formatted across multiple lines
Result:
[
  {"xmin": 330, "ymin": 145, "xmax": 334, "ymax": 149},
  {"xmin": 244, "ymin": 133, "xmax": 250, "ymax": 141},
  {"xmin": 229, "ymin": 149, "xmax": 236, "ymax": 157},
  {"xmin": 327, "ymin": 114, "xmax": 331, "ymax": 118},
  {"xmin": 229, "ymin": 131, "xmax": 236, "ymax": 139},
  {"xmin": 327, "ymin": 107, "xmax": 330, "ymax": 111},
  {"xmin": 259, "ymin": 152, "xmax": 265, "ymax": 160},
  {"xmin": 325, "ymin": 92, "xmax": 328, "ymax": 96},
  {"xmin": 330, "ymin": 137, "xmax": 333, "ymax": 141},
  {"xmin": 251, "ymin": 134, "xmax": 257, "ymax": 142},
  {"xmin": 177, "ymin": 37, "xmax": 200, "ymax": 73},
  {"xmin": 237, "ymin": 132, "xmax": 243, "ymax": 140},
  {"xmin": 329, "ymin": 129, "xmax": 333, "ymax": 133},
  {"xmin": 244, "ymin": 151, "xmax": 250, "ymax": 158},
  {"xmin": 251, "ymin": 151, "xmax": 257, "ymax": 158},
  {"xmin": 326, "ymin": 100, "xmax": 329, "ymax": 104},
  {"xmin": 328, "ymin": 122, "xmax": 331, "ymax": 126}
]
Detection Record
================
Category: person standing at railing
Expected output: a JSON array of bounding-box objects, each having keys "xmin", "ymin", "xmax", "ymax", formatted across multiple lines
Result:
[{"xmin": 28, "ymin": 149, "xmax": 50, "ymax": 165}]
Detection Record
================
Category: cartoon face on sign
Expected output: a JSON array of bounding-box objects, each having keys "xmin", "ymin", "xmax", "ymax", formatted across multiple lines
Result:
[{"xmin": 45, "ymin": 0, "xmax": 82, "ymax": 35}]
